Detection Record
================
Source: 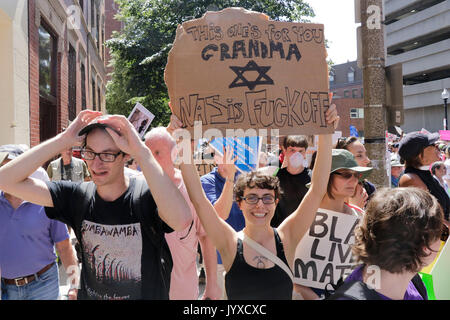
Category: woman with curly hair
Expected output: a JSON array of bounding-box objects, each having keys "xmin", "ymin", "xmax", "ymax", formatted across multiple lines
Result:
[{"xmin": 331, "ymin": 187, "xmax": 443, "ymax": 300}]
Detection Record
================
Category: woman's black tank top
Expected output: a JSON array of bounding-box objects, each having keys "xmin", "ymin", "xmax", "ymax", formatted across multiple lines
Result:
[{"xmin": 225, "ymin": 228, "xmax": 293, "ymax": 300}]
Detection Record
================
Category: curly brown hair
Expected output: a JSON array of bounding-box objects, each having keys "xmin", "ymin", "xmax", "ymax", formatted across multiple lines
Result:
[
  {"xmin": 352, "ymin": 187, "xmax": 443, "ymax": 273},
  {"xmin": 234, "ymin": 171, "xmax": 282, "ymax": 203}
]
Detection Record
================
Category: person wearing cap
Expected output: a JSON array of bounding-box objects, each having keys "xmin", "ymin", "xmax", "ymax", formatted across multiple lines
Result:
[
  {"xmin": 177, "ymin": 104, "xmax": 339, "ymax": 300},
  {"xmin": 391, "ymin": 159, "xmax": 404, "ymax": 188},
  {"xmin": 0, "ymin": 144, "xmax": 78, "ymax": 300},
  {"xmin": 46, "ymin": 147, "xmax": 90, "ymax": 182},
  {"xmin": 335, "ymin": 136, "xmax": 376, "ymax": 205},
  {"xmin": 0, "ymin": 110, "xmax": 192, "ymax": 300},
  {"xmin": 294, "ymin": 149, "xmax": 373, "ymax": 300},
  {"xmin": 398, "ymin": 132, "xmax": 450, "ymax": 229}
]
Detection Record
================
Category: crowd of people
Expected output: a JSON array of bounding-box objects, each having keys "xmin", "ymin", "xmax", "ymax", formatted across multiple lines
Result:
[{"xmin": 0, "ymin": 106, "xmax": 449, "ymax": 301}]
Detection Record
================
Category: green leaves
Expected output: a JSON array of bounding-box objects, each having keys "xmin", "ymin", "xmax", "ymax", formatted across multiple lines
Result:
[{"xmin": 106, "ymin": 0, "xmax": 315, "ymax": 131}]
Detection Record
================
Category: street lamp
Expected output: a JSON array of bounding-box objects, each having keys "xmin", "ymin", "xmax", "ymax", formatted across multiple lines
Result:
[{"xmin": 443, "ymin": 88, "xmax": 449, "ymax": 130}]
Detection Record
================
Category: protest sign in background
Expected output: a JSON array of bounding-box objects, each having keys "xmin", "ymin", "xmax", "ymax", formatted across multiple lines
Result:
[
  {"xmin": 209, "ymin": 136, "xmax": 261, "ymax": 173},
  {"xmin": 165, "ymin": 7, "xmax": 332, "ymax": 136},
  {"xmin": 420, "ymin": 239, "xmax": 450, "ymax": 300},
  {"xmin": 293, "ymin": 208, "xmax": 361, "ymax": 289}
]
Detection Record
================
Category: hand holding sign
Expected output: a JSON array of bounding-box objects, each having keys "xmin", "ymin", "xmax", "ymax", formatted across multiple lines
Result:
[{"xmin": 165, "ymin": 7, "xmax": 332, "ymax": 136}]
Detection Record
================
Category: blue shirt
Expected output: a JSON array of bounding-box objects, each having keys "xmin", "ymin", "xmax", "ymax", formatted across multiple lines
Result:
[
  {"xmin": 200, "ymin": 167, "xmax": 245, "ymax": 264},
  {"xmin": 0, "ymin": 192, "xmax": 69, "ymax": 278}
]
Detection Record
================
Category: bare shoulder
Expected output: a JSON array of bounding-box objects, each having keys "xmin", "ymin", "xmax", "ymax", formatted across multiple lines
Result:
[{"xmin": 399, "ymin": 173, "xmax": 428, "ymax": 190}]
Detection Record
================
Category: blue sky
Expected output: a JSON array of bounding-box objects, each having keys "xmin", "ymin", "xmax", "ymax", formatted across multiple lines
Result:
[{"xmin": 305, "ymin": 0, "xmax": 358, "ymax": 65}]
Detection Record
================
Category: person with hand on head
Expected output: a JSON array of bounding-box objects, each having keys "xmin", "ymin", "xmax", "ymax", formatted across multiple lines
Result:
[
  {"xmin": 398, "ymin": 132, "xmax": 450, "ymax": 231},
  {"xmin": 0, "ymin": 110, "xmax": 192, "ymax": 300},
  {"xmin": 144, "ymin": 127, "xmax": 221, "ymax": 300},
  {"xmin": 175, "ymin": 102, "xmax": 339, "ymax": 299},
  {"xmin": 0, "ymin": 144, "xmax": 78, "ymax": 300},
  {"xmin": 329, "ymin": 187, "xmax": 442, "ymax": 300},
  {"xmin": 294, "ymin": 149, "xmax": 372, "ymax": 300}
]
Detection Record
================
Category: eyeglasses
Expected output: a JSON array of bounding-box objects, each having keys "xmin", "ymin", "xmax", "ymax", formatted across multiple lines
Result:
[
  {"xmin": 241, "ymin": 194, "xmax": 276, "ymax": 205},
  {"xmin": 332, "ymin": 171, "xmax": 362, "ymax": 180},
  {"xmin": 81, "ymin": 149, "xmax": 123, "ymax": 162}
]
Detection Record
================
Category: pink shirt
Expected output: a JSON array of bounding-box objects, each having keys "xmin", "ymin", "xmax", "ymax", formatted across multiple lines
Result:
[{"xmin": 165, "ymin": 171, "xmax": 206, "ymax": 300}]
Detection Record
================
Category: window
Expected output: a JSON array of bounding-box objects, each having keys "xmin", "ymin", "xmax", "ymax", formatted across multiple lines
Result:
[
  {"xmin": 361, "ymin": 87, "xmax": 364, "ymax": 98},
  {"xmin": 92, "ymin": 77, "xmax": 96, "ymax": 111},
  {"xmin": 347, "ymin": 71, "xmax": 354, "ymax": 83},
  {"xmin": 97, "ymin": 86, "xmax": 101, "ymax": 111},
  {"xmin": 81, "ymin": 63, "xmax": 86, "ymax": 110},
  {"xmin": 90, "ymin": 0, "xmax": 95, "ymax": 30},
  {"xmin": 79, "ymin": 0, "xmax": 84, "ymax": 12},
  {"xmin": 344, "ymin": 90, "xmax": 350, "ymax": 98},
  {"xmin": 352, "ymin": 88, "xmax": 358, "ymax": 98},
  {"xmin": 68, "ymin": 45, "xmax": 77, "ymax": 121},
  {"xmin": 39, "ymin": 24, "xmax": 57, "ymax": 99},
  {"xmin": 350, "ymin": 108, "xmax": 364, "ymax": 118}
]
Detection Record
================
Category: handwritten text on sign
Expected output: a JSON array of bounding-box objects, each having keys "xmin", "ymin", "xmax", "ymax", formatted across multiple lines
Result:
[
  {"xmin": 293, "ymin": 209, "xmax": 361, "ymax": 289},
  {"xmin": 165, "ymin": 7, "xmax": 332, "ymax": 136}
]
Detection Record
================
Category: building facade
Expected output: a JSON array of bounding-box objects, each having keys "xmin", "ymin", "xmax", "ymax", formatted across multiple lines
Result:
[
  {"xmin": 0, "ymin": 0, "xmax": 107, "ymax": 147},
  {"xmin": 385, "ymin": 0, "xmax": 450, "ymax": 133},
  {"xmin": 329, "ymin": 60, "xmax": 365, "ymax": 137}
]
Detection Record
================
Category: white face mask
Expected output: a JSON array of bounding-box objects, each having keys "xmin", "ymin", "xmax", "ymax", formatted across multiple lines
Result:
[{"xmin": 289, "ymin": 152, "xmax": 304, "ymax": 169}]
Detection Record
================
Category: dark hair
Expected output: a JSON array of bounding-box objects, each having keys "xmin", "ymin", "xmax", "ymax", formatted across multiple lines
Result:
[
  {"xmin": 234, "ymin": 171, "xmax": 282, "ymax": 202},
  {"xmin": 401, "ymin": 150, "xmax": 424, "ymax": 168},
  {"xmin": 283, "ymin": 135, "xmax": 308, "ymax": 150},
  {"xmin": 431, "ymin": 161, "xmax": 444, "ymax": 175},
  {"xmin": 352, "ymin": 187, "xmax": 443, "ymax": 273},
  {"xmin": 335, "ymin": 136, "xmax": 359, "ymax": 150}
]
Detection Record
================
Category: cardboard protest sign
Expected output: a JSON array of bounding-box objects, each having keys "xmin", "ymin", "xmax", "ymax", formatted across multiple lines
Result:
[
  {"xmin": 419, "ymin": 240, "xmax": 450, "ymax": 300},
  {"xmin": 293, "ymin": 208, "xmax": 361, "ymax": 289},
  {"xmin": 209, "ymin": 136, "xmax": 261, "ymax": 173},
  {"xmin": 164, "ymin": 7, "xmax": 332, "ymax": 136},
  {"xmin": 439, "ymin": 130, "xmax": 450, "ymax": 141},
  {"xmin": 128, "ymin": 103, "xmax": 155, "ymax": 137}
]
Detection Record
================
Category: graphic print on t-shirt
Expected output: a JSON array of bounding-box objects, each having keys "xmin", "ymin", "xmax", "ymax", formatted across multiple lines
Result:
[{"xmin": 81, "ymin": 220, "xmax": 142, "ymax": 300}]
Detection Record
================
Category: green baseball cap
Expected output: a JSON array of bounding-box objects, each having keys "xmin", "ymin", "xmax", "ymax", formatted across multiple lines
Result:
[
  {"xmin": 305, "ymin": 149, "xmax": 373, "ymax": 188},
  {"xmin": 330, "ymin": 149, "xmax": 373, "ymax": 178}
]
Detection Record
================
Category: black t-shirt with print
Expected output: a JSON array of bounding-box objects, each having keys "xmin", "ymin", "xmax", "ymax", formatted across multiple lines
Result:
[{"xmin": 45, "ymin": 178, "xmax": 172, "ymax": 300}]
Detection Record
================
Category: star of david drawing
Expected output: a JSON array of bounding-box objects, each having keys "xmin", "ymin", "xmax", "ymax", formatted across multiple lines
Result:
[{"xmin": 228, "ymin": 60, "xmax": 274, "ymax": 91}]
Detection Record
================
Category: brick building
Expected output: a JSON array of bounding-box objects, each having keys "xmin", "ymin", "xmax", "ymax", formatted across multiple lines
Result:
[
  {"xmin": 0, "ymin": 0, "xmax": 107, "ymax": 147},
  {"xmin": 104, "ymin": 0, "xmax": 122, "ymax": 81},
  {"xmin": 329, "ymin": 60, "xmax": 365, "ymax": 137}
]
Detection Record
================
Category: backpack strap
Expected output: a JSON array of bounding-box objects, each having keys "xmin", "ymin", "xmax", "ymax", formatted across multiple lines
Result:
[{"xmin": 327, "ymin": 280, "xmax": 382, "ymax": 300}]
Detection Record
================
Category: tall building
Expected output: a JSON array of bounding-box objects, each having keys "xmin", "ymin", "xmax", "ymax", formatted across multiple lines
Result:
[
  {"xmin": 329, "ymin": 60, "xmax": 365, "ymax": 137},
  {"xmin": 385, "ymin": 0, "xmax": 450, "ymax": 133},
  {"xmin": 0, "ymin": 0, "xmax": 107, "ymax": 147}
]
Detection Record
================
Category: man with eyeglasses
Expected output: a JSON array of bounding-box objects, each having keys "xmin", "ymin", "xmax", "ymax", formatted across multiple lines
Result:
[{"xmin": 0, "ymin": 110, "xmax": 192, "ymax": 300}]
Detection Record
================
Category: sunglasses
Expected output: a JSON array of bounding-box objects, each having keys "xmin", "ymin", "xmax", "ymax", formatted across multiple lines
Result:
[{"xmin": 332, "ymin": 170, "xmax": 362, "ymax": 180}]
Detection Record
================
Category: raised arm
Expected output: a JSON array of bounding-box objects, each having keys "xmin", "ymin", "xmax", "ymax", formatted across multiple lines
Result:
[
  {"xmin": 179, "ymin": 154, "xmax": 237, "ymax": 270},
  {"xmin": 279, "ymin": 104, "xmax": 338, "ymax": 262},
  {"xmin": 0, "ymin": 110, "xmax": 102, "ymax": 207},
  {"xmin": 98, "ymin": 115, "xmax": 191, "ymax": 231}
]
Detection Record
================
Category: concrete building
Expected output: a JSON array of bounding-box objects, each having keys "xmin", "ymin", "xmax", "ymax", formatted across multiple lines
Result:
[
  {"xmin": 329, "ymin": 60, "xmax": 365, "ymax": 137},
  {"xmin": 0, "ymin": 0, "xmax": 107, "ymax": 147},
  {"xmin": 385, "ymin": 0, "xmax": 450, "ymax": 133}
]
